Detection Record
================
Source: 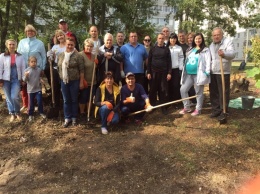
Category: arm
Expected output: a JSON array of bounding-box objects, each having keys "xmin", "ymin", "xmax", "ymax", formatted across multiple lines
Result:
[
  {"xmin": 39, "ymin": 41, "xmax": 46, "ymax": 70},
  {"xmin": 94, "ymin": 87, "xmax": 102, "ymax": 107},
  {"xmin": 111, "ymin": 47, "xmax": 123, "ymax": 64},
  {"xmin": 178, "ymin": 48, "xmax": 184, "ymax": 70},
  {"xmin": 147, "ymin": 48, "xmax": 153, "ymax": 80},
  {"xmin": 0, "ymin": 55, "xmax": 4, "ymax": 81},
  {"xmin": 78, "ymin": 55, "xmax": 85, "ymax": 89},
  {"xmin": 222, "ymin": 40, "xmax": 235, "ymax": 60}
]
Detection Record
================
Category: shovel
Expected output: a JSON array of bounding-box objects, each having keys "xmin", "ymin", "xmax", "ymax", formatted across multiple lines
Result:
[
  {"xmin": 218, "ymin": 57, "xmax": 227, "ymax": 124},
  {"xmin": 46, "ymin": 43, "xmax": 60, "ymax": 118}
]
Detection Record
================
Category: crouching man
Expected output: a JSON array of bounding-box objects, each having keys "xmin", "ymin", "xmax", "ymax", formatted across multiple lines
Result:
[{"xmin": 120, "ymin": 72, "xmax": 152, "ymax": 124}]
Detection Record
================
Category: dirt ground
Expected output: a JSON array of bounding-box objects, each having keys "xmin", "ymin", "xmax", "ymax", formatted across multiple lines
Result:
[{"xmin": 0, "ymin": 76, "xmax": 260, "ymax": 194}]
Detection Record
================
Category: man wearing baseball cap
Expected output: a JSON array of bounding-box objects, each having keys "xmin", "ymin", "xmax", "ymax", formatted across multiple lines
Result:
[
  {"xmin": 120, "ymin": 72, "xmax": 152, "ymax": 124},
  {"xmin": 56, "ymin": 19, "xmax": 79, "ymax": 51}
]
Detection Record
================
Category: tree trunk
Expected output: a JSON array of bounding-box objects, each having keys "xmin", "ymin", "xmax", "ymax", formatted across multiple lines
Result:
[
  {"xmin": 29, "ymin": 1, "xmax": 37, "ymax": 25},
  {"xmin": 90, "ymin": 0, "xmax": 95, "ymax": 25},
  {"xmin": 1, "ymin": 0, "xmax": 11, "ymax": 52},
  {"xmin": 99, "ymin": 3, "xmax": 106, "ymax": 35}
]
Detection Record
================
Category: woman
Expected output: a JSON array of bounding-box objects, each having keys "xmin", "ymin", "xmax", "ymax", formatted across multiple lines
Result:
[
  {"xmin": 78, "ymin": 38, "xmax": 98, "ymax": 118},
  {"xmin": 0, "ymin": 39, "xmax": 26, "ymax": 122},
  {"xmin": 143, "ymin": 35, "xmax": 152, "ymax": 94},
  {"xmin": 179, "ymin": 33, "xmax": 210, "ymax": 116},
  {"xmin": 57, "ymin": 36, "xmax": 84, "ymax": 127},
  {"xmin": 46, "ymin": 29, "xmax": 66, "ymax": 108},
  {"xmin": 187, "ymin": 32, "xmax": 195, "ymax": 48},
  {"xmin": 17, "ymin": 24, "xmax": 46, "ymax": 112},
  {"xmin": 166, "ymin": 33, "xmax": 184, "ymax": 101},
  {"xmin": 94, "ymin": 71, "xmax": 120, "ymax": 135},
  {"xmin": 97, "ymin": 33, "xmax": 122, "ymax": 86}
]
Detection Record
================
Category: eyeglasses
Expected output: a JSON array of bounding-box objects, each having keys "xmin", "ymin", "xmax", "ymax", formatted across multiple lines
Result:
[{"xmin": 144, "ymin": 39, "xmax": 151, "ymax": 42}]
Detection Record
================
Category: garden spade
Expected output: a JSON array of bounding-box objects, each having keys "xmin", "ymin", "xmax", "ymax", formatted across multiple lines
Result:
[{"xmin": 218, "ymin": 57, "xmax": 227, "ymax": 124}]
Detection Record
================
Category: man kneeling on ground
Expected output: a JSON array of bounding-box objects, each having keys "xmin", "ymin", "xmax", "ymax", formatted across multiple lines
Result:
[{"xmin": 120, "ymin": 72, "xmax": 152, "ymax": 124}]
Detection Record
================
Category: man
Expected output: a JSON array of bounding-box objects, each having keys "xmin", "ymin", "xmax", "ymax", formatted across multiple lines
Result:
[
  {"xmin": 120, "ymin": 72, "xmax": 152, "ymax": 124},
  {"xmin": 209, "ymin": 27, "xmax": 235, "ymax": 118},
  {"xmin": 58, "ymin": 19, "xmax": 79, "ymax": 51},
  {"xmin": 114, "ymin": 32, "xmax": 125, "ymax": 80},
  {"xmin": 147, "ymin": 33, "xmax": 172, "ymax": 115},
  {"xmin": 178, "ymin": 30, "xmax": 189, "ymax": 56},
  {"xmin": 162, "ymin": 27, "xmax": 170, "ymax": 45},
  {"xmin": 120, "ymin": 32, "xmax": 148, "ymax": 87},
  {"xmin": 89, "ymin": 25, "xmax": 104, "ymax": 55}
]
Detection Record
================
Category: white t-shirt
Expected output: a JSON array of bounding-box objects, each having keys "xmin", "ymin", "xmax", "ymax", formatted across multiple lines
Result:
[{"xmin": 51, "ymin": 44, "xmax": 66, "ymax": 63}]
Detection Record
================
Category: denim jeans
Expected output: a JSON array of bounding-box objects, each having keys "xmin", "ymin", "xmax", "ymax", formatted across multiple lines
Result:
[
  {"xmin": 121, "ymin": 100, "xmax": 145, "ymax": 120},
  {"xmin": 3, "ymin": 64, "xmax": 20, "ymax": 115},
  {"xmin": 28, "ymin": 91, "xmax": 44, "ymax": 116},
  {"xmin": 180, "ymin": 74, "xmax": 204, "ymax": 111},
  {"xmin": 61, "ymin": 79, "xmax": 79, "ymax": 120},
  {"xmin": 99, "ymin": 105, "xmax": 119, "ymax": 128}
]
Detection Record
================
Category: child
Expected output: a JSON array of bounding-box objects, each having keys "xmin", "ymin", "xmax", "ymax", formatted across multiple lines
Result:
[{"xmin": 23, "ymin": 56, "xmax": 46, "ymax": 121}]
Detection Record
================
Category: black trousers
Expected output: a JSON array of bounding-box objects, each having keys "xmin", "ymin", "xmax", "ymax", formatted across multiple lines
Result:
[
  {"xmin": 168, "ymin": 68, "xmax": 181, "ymax": 101},
  {"xmin": 209, "ymin": 74, "xmax": 230, "ymax": 114},
  {"xmin": 44, "ymin": 67, "xmax": 61, "ymax": 108},
  {"xmin": 149, "ymin": 71, "xmax": 169, "ymax": 106}
]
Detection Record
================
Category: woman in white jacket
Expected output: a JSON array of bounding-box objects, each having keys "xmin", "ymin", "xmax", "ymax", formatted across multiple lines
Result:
[
  {"xmin": 179, "ymin": 33, "xmax": 211, "ymax": 116},
  {"xmin": 166, "ymin": 33, "xmax": 184, "ymax": 101},
  {"xmin": 0, "ymin": 39, "xmax": 26, "ymax": 121}
]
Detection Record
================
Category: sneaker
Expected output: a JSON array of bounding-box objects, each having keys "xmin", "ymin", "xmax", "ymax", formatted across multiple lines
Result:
[
  {"xmin": 10, "ymin": 115, "xmax": 15, "ymax": 122},
  {"xmin": 101, "ymin": 127, "xmax": 108, "ymax": 135},
  {"xmin": 16, "ymin": 115, "xmax": 22, "ymax": 121},
  {"xmin": 191, "ymin": 109, "xmax": 201, "ymax": 116},
  {"xmin": 210, "ymin": 112, "xmax": 221, "ymax": 118},
  {"xmin": 40, "ymin": 113, "xmax": 46, "ymax": 119},
  {"xmin": 179, "ymin": 108, "xmax": 192, "ymax": 114},
  {"xmin": 72, "ymin": 121, "xmax": 77, "ymax": 126},
  {"xmin": 28, "ymin": 116, "xmax": 34, "ymax": 122},
  {"xmin": 20, "ymin": 106, "xmax": 27, "ymax": 112}
]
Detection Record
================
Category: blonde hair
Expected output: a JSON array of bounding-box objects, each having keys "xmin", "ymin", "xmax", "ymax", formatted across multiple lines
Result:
[
  {"xmin": 28, "ymin": 56, "xmax": 37, "ymax": 63},
  {"xmin": 24, "ymin": 24, "xmax": 37, "ymax": 36},
  {"xmin": 84, "ymin": 38, "xmax": 94, "ymax": 47},
  {"xmin": 54, "ymin": 29, "xmax": 66, "ymax": 44},
  {"xmin": 5, "ymin": 39, "xmax": 17, "ymax": 48}
]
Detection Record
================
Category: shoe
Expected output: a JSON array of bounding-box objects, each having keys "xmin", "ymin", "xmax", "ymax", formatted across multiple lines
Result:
[
  {"xmin": 135, "ymin": 119, "xmax": 143, "ymax": 125},
  {"xmin": 40, "ymin": 113, "xmax": 46, "ymax": 119},
  {"xmin": 16, "ymin": 115, "xmax": 22, "ymax": 121},
  {"xmin": 179, "ymin": 108, "xmax": 192, "ymax": 114},
  {"xmin": 210, "ymin": 112, "xmax": 221, "ymax": 118},
  {"xmin": 161, "ymin": 107, "xmax": 168, "ymax": 115},
  {"xmin": 63, "ymin": 119, "xmax": 71, "ymax": 128},
  {"xmin": 72, "ymin": 121, "xmax": 77, "ymax": 126},
  {"xmin": 101, "ymin": 127, "xmax": 108, "ymax": 135},
  {"xmin": 10, "ymin": 115, "xmax": 15, "ymax": 122},
  {"xmin": 28, "ymin": 116, "xmax": 34, "ymax": 122},
  {"xmin": 191, "ymin": 109, "xmax": 201, "ymax": 116},
  {"xmin": 20, "ymin": 106, "xmax": 27, "ymax": 112}
]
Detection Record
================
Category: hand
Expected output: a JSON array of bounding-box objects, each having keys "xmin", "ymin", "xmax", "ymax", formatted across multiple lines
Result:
[
  {"xmin": 107, "ymin": 111, "xmax": 115, "ymax": 123},
  {"xmin": 218, "ymin": 49, "xmax": 225, "ymax": 57},
  {"xmin": 103, "ymin": 101, "xmax": 113, "ymax": 110},
  {"xmin": 47, "ymin": 50, "xmax": 54, "ymax": 60},
  {"xmin": 105, "ymin": 52, "xmax": 112, "ymax": 59},
  {"xmin": 145, "ymin": 105, "xmax": 153, "ymax": 112},
  {"xmin": 126, "ymin": 97, "xmax": 135, "ymax": 103},
  {"xmin": 40, "ymin": 78, "xmax": 45, "ymax": 85},
  {"xmin": 167, "ymin": 74, "xmax": 171, "ymax": 81},
  {"xmin": 79, "ymin": 81, "xmax": 84, "ymax": 90},
  {"xmin": 83, "ymin": 79, "xmax": 88, "ymax": 88},
  {"xmin": 204, "ymin": 72, "xmax": 210, "ymax": 77},
  {"xmin": 120, "ymin": 70, "xmax": 125, "ymax": 78},
  {"xmin": 94, "ymin": 58, "xmax": 98, "ymax": 64},
  {"xmin": 24, "ymin": 71, "xmax": 30, "ymax": 77},
  {"xmin": 0, "ymin": 80, "xmax": 3, "ymax": 87},
  {"xmin": 147, "ymin": 74, "xmax": 151, "ymax": 80}
]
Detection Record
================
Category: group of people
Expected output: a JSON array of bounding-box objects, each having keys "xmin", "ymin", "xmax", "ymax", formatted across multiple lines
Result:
[{"xmin": 0, "ymin": 19, "xmax": 235, "ymax": 134}]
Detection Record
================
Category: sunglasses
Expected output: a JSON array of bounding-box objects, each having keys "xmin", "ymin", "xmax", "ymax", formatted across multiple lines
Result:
[{"xmin": 144, "ymin": 39, "xmax": 151, "ymax": 42}]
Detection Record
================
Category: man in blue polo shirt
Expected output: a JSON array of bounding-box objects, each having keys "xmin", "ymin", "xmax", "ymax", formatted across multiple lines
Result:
[{"xmin": 120, "ymin": 32, "xmax": 148, "ymax": 88}]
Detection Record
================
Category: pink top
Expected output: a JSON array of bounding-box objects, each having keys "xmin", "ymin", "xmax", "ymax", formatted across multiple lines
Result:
[{"xmin": 10, "ymin": 54, "xmax": 15, "ymax": 66}]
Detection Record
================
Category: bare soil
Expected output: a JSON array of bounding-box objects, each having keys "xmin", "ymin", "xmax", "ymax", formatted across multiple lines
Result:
[{"xmin": 0, "ymin": 77, "xmax": 260, "ymax": 194}]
